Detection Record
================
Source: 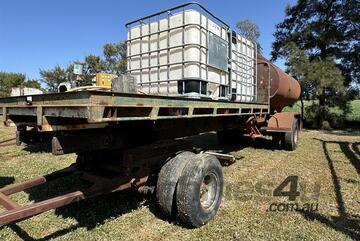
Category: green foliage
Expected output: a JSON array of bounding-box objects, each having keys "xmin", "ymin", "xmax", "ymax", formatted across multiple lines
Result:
[
  {"xmin": 304, "ymin": 103, "xmax": 343, "ymax": 129},
  {"xmin": 103, "ymin": 42, "xmax": 127, "ymax": 74},
  {"xmin": 283, "ymin": 43, "xmax": 347, "ymax": 128},
  {"xmin": 0, "ymin": 72, "xmax": 42, "ymax": 97},
  {"xmin": 84, "ymin": 55, "xmax": 105, "ymax": 74},
  {"xmin": 348, "ymin": 99, "xmax": 360, "ymax": 121},
  {"xmin": 39, "ymin": 65, "xmax": 75, "ymax": 93},
  {"xmin": 284, "ymin": 99, "xmax": 360, "ymax": 128},
  {"xmin": 272, "ymin": 0, "xmax": 360, "ymax": 86},
  {"xmin": 81, "ymin": 55, "xmax": 106, "ymax": 85},
  {"xmin": 236, "ymin": 19, "xmax": 262, "ymax": 53},
  {"xmin": 40, "ymin": 41, "xmax": 127, "ymax": 92},
  {"xmin": 0, "ymin": 72, "xmax": 25, "ymax": 97},
  {"xmin": 284, "ymin": 43, "xmax": 344, "ymax": 97},
  {"xmin": 25, "ymin": 79, "xmax": 42, "ymax": 89}
]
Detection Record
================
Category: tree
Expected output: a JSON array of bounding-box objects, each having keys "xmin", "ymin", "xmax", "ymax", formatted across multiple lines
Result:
[
  {"xmin": 0, "ymin": 72, "xmax": 42, "ymax": 97},
  {"xmin": 25, "ymin": 79, "xmax": 42, "ymax": 90},
  {"xmin": 271, "ymin": 0, "xmax": 360, "ymax": 86},
  {"xmin": 236, "ymin": 19, "xmax": 262, "ymax": 53},
  {"xmin": 284, "ymin": 43, "xmax": 347, "ymax": 128},
  {"xmin": 75, "ymin": 42, "xmax": 127, "ymax": 86},
  {"xmin": 40, "ymin": 65, "xmax": 71, "ymax": 92},
  {"xmin": 39, "ymin": 41, "xmax": 127, "ymax": 92},
  {"xmin": 81, "ymin": 55, "xmax": 106, "ymax": 85},
  {"xmin": 103, "ymin": 42, "xmax": 127, "ymax": 74},
  {"xmin": 0, "ymin": 72, "xmax": 26, "ymax": 97}
]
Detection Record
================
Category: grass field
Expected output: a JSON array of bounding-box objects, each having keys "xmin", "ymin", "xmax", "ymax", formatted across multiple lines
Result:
[
  {"xmin": 283, "ymin": 99, "xmax": 360, "ymax": 122},
  {"xmin": 0, "ymin": 126, "xmax": 359, "ymax": 241}
]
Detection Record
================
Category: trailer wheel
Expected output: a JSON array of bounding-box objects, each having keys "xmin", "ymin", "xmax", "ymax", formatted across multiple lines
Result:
[
  {"xmin": 272, "ymin": 133, "xmax": 283, "ymax": 149},
  {"xmin": 156, "ymin": 151, "xmax": 195, "ymax": 217},
  {"xmin": 284, "ymin": 118, "xmax": 299, "ymax": 151},
  {"xmin": 176, "ymin": 154, "xmax": 223, "ymax": 227}
]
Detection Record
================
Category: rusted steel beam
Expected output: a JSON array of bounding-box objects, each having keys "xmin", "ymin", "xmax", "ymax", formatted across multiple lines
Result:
[
  {"xmin": 52, "ymin": 132, "xmax": 125, "ymax": 155},
  {"xmin": 0, "ymin": 191, "xmax": 85, "ymax": 226},
  {"xmin": 0, "ymin": 193, "xmax": 21, "ymax": 210},
  {"xmin": 0, "ymin": 138, "xmax": 16, "ymax": 147},
  {"xmin": 2, "ymin": 107, "xmax": 8, "ymax": 126},
  {"xmin": 41, "ymin": 122, "xmax": 108, "ymax": 132},
  {"xmin": 0, "ymin": 91, "xmax": 269, "ymax": 131},
  {"xmin": 0, "ymin": 166, "xmax": 76, "ymax": 195},
  {"xmin": 50, "ymin": 116, "xmax": 250, "ymax": 155},
  {"xmin": 0, "ymin": 91, "xmax": 92, "ymax": 107},
  {"xmin": 0, "ymin": 177, "xmax": 46, "ymax": 196},
  {"xmin": 203, "ymin": 151, "xmax": 235, "ymax": 163},
  {"xmin": 110, "ymin": 176, "xmax": 148, "ymax": 193},
  {"xmin": 0, "ymin": 174, "xmax": 149, "ymax": 226},
  {"xmin": 0, "ymin": 161, "xmax": 150, "ymax": 226},
  {"xmin": 36, "ymin": 106, "xmax": 43, "ymax": 126}
]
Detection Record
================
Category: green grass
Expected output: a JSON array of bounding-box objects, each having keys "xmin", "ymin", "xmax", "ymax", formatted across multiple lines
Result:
[
  {"xmin": 283, "ymin": 99, "xmax": 360, "ymax": 122},
  {"xmin": 0, "ymin": 126, "xmax": 359, "ymax": 240}
]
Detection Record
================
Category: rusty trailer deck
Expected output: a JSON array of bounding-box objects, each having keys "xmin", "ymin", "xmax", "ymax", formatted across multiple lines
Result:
[{"xmin": 0, "ymin": 91, "xmax": 269, "ymax": 131}]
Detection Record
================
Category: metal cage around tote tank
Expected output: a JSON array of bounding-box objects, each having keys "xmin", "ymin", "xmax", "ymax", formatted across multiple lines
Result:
[{"xmin": 126, "ymin": 3, "xmax": 257, "ymax": 102}]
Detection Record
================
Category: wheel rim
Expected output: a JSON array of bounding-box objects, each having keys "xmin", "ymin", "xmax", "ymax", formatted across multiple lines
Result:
[{"xmin": 199, "ymin": 171, "xmax": 218, "ymax": 210}]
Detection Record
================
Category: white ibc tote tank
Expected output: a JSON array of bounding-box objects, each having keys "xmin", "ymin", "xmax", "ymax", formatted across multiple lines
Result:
[{"xmin": 126, "ymin": 2, "xmax": 257, "ymax": 102}]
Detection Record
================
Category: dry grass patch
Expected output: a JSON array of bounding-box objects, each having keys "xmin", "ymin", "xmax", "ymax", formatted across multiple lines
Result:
[{"xmin": 0, "ymin": 126, "xmax": 359, "ymax": 240}]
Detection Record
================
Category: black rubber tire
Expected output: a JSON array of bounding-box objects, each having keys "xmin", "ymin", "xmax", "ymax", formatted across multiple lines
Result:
[
  {"xmin": 284, "ymin": 118, "xmax": 299, "ymax": 151},
  {"xmin": 272, "ymin": 133, "xmax": 283, "ymax": 149},
  {"xmin": 176, "ymin": 154, "xmax": 224, "ymax": 227},
  {"xmin": 156, "ymin": 151, "xmax": 195, "ymax": 217}
]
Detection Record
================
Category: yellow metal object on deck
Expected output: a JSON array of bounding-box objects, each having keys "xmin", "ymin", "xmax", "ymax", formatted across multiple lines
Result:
[{"xmin": 96, "ymin": 73, "xmax": 118, "ymax": 87}]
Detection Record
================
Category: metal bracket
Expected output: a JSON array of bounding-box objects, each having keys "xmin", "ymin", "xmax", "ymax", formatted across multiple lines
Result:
[{"xmin": 36, "ymin": 106, "xmax": 43, "ymax": 126}]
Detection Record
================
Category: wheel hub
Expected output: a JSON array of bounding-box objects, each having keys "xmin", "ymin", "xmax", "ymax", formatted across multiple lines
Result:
[{"xmin": 200, "ymin": 172, "xmax": 218, "ymax": 209}]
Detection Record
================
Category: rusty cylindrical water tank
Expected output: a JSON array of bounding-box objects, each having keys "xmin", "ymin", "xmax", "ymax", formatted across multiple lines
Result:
[{"xmin": 257, "ymin": 55, "xmax": 301, "ymax": 112}]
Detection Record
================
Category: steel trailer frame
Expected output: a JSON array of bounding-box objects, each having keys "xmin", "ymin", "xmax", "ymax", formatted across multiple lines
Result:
[
  {"xmin": 0, "ymin": 139, "xmax": 233, "ymax": 226},
  {"xmin": 0, "ymin": 91, "xmax": 269, "ymax": 226},
  {"xmin": 1, "ymin": 91, "xmax": 269, "ymax": 132}
]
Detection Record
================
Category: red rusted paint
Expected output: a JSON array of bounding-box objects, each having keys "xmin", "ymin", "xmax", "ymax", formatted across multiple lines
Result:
[
  {"xmin": 267, "ymin": 112, "xmax": 300, "ymax": 132},
  {"xmin": 99, "ymin": 100, "xmax": 109, "ymax": 106},
  {"xmin": 257, "ymin": 55, "xmax": 301, "ymax": 112}
]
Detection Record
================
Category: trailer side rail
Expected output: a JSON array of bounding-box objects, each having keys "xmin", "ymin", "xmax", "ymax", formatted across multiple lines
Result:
[{"xmin": 0, "ymin": 91, "xmax": 269, "ymax": 131}]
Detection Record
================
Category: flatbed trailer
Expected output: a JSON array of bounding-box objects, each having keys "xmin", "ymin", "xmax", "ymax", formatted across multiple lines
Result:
[
  {"xmin": 0, "ymin": 91, "xmax": 299, "ymax": 227},
  {"xmin": 0, "ymin": 91, "xmax": 274, "ymax": 155},
  {"xmin": 0, "ymin": 90, "xmax": 269, "ymax": 132},
  {"xmin": 0, "ymin": 2, "xmax": 301, "ymax": 228}
]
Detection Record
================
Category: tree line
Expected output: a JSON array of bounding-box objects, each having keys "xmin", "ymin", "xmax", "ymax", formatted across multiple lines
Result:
[
  {"xmin": 39, "ymin": 42, "xmax": 127, "ymax": 92},
  {"xmin": 0, "ymin": 72, "xmax": 41, "ymax": 97},
  {"xmin": 0, "ymin": 41, "xmax": 126, "ymax": 96},
  {"xmin": 239, "ymin": 0, "xmax": 359, "ymax": 128},
  {"xmin": 272, "ymin": 0, "xmax": 359, "ymax": 128}
]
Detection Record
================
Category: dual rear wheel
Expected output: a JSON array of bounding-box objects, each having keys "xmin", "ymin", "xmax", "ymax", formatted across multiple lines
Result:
[{"xmin": 156, "ymin": 152, "xmax": 223, "ymax": 227}]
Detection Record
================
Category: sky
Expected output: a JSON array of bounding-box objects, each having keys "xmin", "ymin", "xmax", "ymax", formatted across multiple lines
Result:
[{"xmin": 0, "ymin": 0, "xmax": 295, "ymax": 80}]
